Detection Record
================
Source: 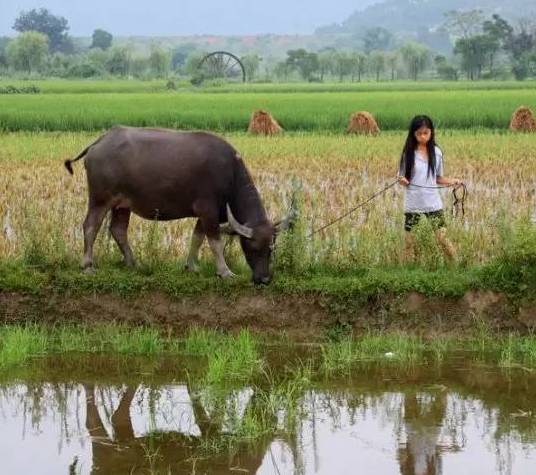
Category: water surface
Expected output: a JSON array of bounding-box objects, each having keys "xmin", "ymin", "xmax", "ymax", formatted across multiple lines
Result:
[{"xmin": 0, "ymin": 353, "xmax": 535, "ymax": 474}]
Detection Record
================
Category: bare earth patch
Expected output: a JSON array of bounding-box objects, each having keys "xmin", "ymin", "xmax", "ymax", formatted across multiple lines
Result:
[{"xmin": 0, "ymin": 290, "xmax": 533, "ymax": 338}]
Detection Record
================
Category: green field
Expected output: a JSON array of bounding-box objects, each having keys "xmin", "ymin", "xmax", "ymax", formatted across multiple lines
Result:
[
  {"xmin": 0, "ymin": 79, "xmax": 535, "ymax": 132},
  {"xmin": 2, "ymin": 78, "xmax": 536, "ymax": 94}
]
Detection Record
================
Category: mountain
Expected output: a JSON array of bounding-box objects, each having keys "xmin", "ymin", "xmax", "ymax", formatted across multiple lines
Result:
[{"xmin": 316, "ymin": 0, "xmax": 535, "ymax": 38}]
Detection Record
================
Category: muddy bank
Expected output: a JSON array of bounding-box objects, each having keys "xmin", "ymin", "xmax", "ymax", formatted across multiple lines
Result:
[{"xmin": 1, "ymin": 289, "xmax": 535, "ymax": 338}]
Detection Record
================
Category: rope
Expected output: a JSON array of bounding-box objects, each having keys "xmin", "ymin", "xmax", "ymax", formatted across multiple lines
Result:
[
  {"xmin": 408, "ymin": 182, "xmax": 467, "ymax": 217},
  {"xmin": 308, "ymin": 180, "xmax": 467, "ymax": 237},
  {"xmin": 308, "ymin": 179, "xmax": 399, "ymax": 237}
]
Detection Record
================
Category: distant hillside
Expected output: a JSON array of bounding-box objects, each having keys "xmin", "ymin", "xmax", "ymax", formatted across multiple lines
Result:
[{"xmin": 317, "ymin": 0, "xmax": 534, "ymax": 37}]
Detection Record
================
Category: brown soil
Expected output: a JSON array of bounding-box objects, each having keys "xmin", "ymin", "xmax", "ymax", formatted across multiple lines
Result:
[
  {"xmin": 509, "ymin": 106, "xmax": 536, "ymax": 132},
  {"xmin": 1, "ymin": 290, "xmax": 534, "ymax": 338},
  {"xmin": 347, "ymin": 111, "xmax": 380, "ymax": 135},
  {"xmin": 248, "ymin": 110, "xmax": 283, "ymax": 135}
]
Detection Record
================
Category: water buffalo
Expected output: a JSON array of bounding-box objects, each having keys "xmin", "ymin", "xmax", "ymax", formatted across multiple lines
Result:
[{"xmin": 64, "ymin": 126, "xmax": 292, "ymax": 285}]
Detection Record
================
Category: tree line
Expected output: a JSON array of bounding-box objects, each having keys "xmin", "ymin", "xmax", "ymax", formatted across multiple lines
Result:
[{"xmin": 0, "ymin": 8, "xmax": 534, "ymax": 82}]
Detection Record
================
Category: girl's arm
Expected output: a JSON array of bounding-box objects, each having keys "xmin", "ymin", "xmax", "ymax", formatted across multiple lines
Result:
[{"xmin": 437, "ymin": 176, "xmax": 463, "ymax": 186}]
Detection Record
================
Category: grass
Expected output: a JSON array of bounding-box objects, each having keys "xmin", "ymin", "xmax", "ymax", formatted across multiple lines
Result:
[
  {"xmin": 2, "ymin": 323, "xmax": 536, "ymax": 373},
  {"xmin": 2, "ymin": 79, "xmax": 536, "ymax": 95},
  {"xmin": 0, "ymin": 88, "xmax": 535, "ymax": 131}
]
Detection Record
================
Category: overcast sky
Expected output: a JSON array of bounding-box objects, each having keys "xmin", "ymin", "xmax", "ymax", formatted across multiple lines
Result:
[{"xmin": 0, "ymin": 0, "xmax": 379, "ymax": 36}]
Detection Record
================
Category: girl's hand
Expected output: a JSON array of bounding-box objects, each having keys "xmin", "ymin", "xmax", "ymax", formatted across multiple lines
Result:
[
  {"xmin": 398, "ymin": 176, "xmax": 409, "ymax": 186},
  {"xmin": 451, "ymin": 178, "xmax": 463, "ymax": 187}
]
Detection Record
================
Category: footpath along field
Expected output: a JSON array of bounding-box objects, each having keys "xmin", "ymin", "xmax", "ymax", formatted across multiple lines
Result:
[{"xmin": 0, "ymin": 81, "xmax": 535, "ymax": 333}]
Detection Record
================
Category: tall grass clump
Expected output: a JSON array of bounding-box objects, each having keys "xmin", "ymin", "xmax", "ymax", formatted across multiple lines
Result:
[
  {"xmin": 183, "ymin": 327, "xmax": 224, "ymax": 356},
  {"xmin": 481, "ymin": 219, "xmax": 536, "ymax": 295},
  {"xmin": 499, "ymin": 334, "xmax": 536, "ymax": 368},
  {"xmin": 321, "ymin": 332, "xmax": 427, "ymax": 374},
  {"xmin": 204, "ymin": 330, "xmax": 263, "ymax": 385},
  {"xmin": 274, "ymin": 178, "xmax": 308, "ymax": 274},
  {"xmin": 0, "ymin": 325, "xmax": 48, "ymax": 368}
]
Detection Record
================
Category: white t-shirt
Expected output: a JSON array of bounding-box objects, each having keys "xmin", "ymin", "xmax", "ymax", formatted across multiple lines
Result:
[{"xmin": 401, "ymin": 146, "xmax": 444, "ymax": 213}]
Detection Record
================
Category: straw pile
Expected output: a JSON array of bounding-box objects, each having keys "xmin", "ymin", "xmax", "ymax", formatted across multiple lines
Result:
[
  {"xmin": 509, "ymin": 106, "xmax": 536, "ymax": 132},
  {"xmin": 248, "ymin": 110, "xmax": 283, "ymax": 135},
  {"xmin": 346, "ymin": 111, "xmax": 380, "ymax": 135}
]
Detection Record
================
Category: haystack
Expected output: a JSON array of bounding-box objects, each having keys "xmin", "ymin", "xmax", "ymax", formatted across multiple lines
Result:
[
  {"xmin": 347, "ymin": 111, "xmax": 380, "ymax": 135},
  {"xmin": 248, "ymin": 110, "xmax": 283, "ymax": 135},
  {"xmin": 509, "ymin": 106, "xmax": 536, "ymax": 132}
]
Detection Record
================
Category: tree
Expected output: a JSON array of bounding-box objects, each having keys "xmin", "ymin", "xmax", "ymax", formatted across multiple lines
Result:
[
  {"xmin": 13, "ymin": 8, "xmax": 70, "ymax": 53},
  {"xmin": 454, "ymin": 35, "xmax": 496, "ymax": 80},
  {"xmin": 149, "ymin": 44, "xmax": 170, "ymax": 77},
  {"xmin": 285, "ymin": 49, "xmax": 319, "ymax": 81},
  {"xmin": 6, "ymin": 31, "xmax": 49, "ymax": 73},
  {"xmin": 434, "ymin": 55, "xmax": 458, "ymax": 80},
  {"xmin": 363, "ymin": 27, "xmax": 393, "ymax": 53},
  {"xmin": 105, "ymin": 46, "xmax": 131, "ymax": 76},
  {"xmin": 482, "ymin": 14, "xmax": 513, "ymax": 49},
  {"xmin": 443, "ymin": 10, "xmax": 484, "ymax": 39},
  {"xmin": 400, "ymin": 42, "xmax": 430, "ymax": 80},
  {"xmin": 241, "ymin": 54, "xmax": 261, "ymax": 81},
  {"xmin": 368, "ymin": 50, "xmax": 386, "ymax": 81},
  {"xmin": 318, "ymin": 49, "xmax": 335, "ymax": 81},
  {"xmin": 385, "ymin": 51, "xmax": 398, "ymax": 80},
  {"xmin": 332, "ymin": 50, "xmax": 353, "ymax": 81},
  {"xmin": 350, "ymin": 51, "xmax": 367, "ymax": 82},
  {"xmin": 0, "ymin": 37, "xmax": 10, "ymax": 68},
  {"xmin": 273, "ymin": 61, "xmax": 291, "ymax": 81},
  {"xmin": 91, "ymin": 29, "xmax": 113, "ymax": 50}
]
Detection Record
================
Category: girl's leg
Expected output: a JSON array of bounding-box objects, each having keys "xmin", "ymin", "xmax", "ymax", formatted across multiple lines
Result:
[
  {"xmin": 434, "ymin": 227, "xmax": 457, "ymax": 262},
  {"xmin": 403, "ymin": 231, "xmax": 416, "ymax": 263}
]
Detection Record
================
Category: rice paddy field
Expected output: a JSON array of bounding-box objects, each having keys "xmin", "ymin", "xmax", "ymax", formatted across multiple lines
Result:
[
  {"xmin": 0, "ymin": 80, "xmax": 535, "ymax": 298},
  {"xmin": 1, "ymin": 80, "xmax": 536, "ymax": 132},
  {"xmin": 1, "ymin": 80, "xmax": 535, "ymax": 474}
]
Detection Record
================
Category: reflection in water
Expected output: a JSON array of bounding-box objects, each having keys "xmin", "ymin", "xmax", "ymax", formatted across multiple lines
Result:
[{"xmin": 1, "ymin": 360, "xmax": 536, "ymax": 474}]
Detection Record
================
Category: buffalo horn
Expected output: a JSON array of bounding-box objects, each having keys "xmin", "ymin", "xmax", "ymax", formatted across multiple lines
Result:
[{"xmin": 226, "ymin": 204, "xmax": 254, "ymax": 239}]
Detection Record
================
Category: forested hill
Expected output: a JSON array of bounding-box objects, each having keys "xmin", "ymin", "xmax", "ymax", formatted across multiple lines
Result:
[{"xmin": 317, "ymin": 0, "xmax": 534, "ymax": 35}]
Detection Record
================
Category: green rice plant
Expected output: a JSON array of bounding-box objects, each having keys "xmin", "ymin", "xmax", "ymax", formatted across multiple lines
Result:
[
  {"xmin": 183, "ymin": 327, "xmax": 224, "ymax": 356},
  {"xmin": 1, "ymin": 88, "xmax": 535, "ymax": 132},
  {"xmin": 0, "ymin": 324, "xmax": 48, "ymax": 368},
  {"xmin": 274, "ymin": 177, "xmax": 308, "ymax": 274},
  {"xmin": 204, "ymin": 330, "xmax": 263, "ymax": 385},
  {"xmin": 321, "ymin": 336, "xmax": 356, "ymax": 374},
  {"xmin": 108, "ymin": 325, "xmax": 165, "ymax": 354}
]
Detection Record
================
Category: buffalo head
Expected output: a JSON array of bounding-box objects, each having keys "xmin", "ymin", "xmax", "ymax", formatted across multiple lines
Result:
[{"xmin": 225, "ymin": 205, "xmax": 294, "ymax": 285}]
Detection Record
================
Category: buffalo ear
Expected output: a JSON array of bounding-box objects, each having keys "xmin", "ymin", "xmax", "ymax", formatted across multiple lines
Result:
[{"xmin": 274, "ymin": 208, "xmax": 298, "ymax": 234}]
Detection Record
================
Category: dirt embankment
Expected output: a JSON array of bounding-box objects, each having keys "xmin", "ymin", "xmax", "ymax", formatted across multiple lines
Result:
[{"xmin": 1, "ymin": 290, "xmax": 535, "ymax": 338}]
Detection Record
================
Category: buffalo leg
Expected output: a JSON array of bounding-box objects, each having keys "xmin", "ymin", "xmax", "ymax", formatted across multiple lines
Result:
[
  {"xmin": 185, "ymin": 219, "xmax": 204, "ymax": 273},
  {"xmin": 207, "ymin": 236, "xmax": 235, "ymax": 278},
  {"xmin": 109, "ymin": 208, "xmax": 136, "ymax": 267},
  {"xmin": 195, "ymin": 202, "xmax": 235, "ymax": 278},
  {"xmin": 82, "ymin": 203, "xmax": 109, "ymax": 271}
]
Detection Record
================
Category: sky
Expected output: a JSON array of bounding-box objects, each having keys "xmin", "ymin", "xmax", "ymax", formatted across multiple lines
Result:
[{"xmin": 0, "ymin": 0, "xmax": 379, "ymax": 37}]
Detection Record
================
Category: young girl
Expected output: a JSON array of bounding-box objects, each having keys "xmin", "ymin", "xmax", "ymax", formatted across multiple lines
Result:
[{"xmin": 397, "ymin": 115, "xmax": 463, "ymax": 262}]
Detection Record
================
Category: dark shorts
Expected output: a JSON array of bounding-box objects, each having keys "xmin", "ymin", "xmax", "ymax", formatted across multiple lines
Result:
[{"xmin": 404, "ymin": 210, "xmax": 446, "ymax": 232}]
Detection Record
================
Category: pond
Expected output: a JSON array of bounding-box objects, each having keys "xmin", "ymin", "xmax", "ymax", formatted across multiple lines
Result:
[{"xmin": 0, "ymin": 352, "xmax": 535, "ymax": 474}]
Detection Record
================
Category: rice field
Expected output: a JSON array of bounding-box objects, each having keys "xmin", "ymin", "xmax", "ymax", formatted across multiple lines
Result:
[
  {"xmin": 1, "ymin": 88, "xmax": 536, "ymax": 132},
  {"xmin": 1, "ymin": 130, "xmax": 534, "ymax": 272}
]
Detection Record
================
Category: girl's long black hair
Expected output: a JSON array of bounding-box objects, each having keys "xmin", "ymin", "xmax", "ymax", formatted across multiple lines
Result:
[{"xmin": 399, "ymin": 115, "xmax": 439, "ymax": 180}]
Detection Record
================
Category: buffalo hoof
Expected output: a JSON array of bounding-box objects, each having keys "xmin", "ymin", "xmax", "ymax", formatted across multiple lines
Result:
[
  {"xmin": 185, "ymin": 262, "xmax": 200, "ymax": 273},
  {"xmin": 217, "ymin": 270, "xmax": 236, "ymax": 279},
  {"xmin": 253, "ymin": 276, "xmax": 271, "ymax": 286}
]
